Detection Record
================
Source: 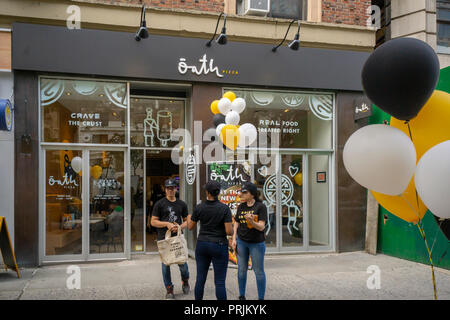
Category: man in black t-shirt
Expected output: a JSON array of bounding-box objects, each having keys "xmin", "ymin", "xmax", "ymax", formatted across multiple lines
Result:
[{"xmin": 151, "ymin": 178, "xmax": 189, "ymax": 299}]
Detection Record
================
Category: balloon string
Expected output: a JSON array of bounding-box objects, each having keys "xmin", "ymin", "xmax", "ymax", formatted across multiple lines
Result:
[
  {"xmin": 406, "ymin": 122, "xmax": 413, "ymax": 141},
  {"xmin": 430, "ymin": 220, "xmax": 443, "ymax": 254},
  {"xmin": 417, "ymin": 223, "xmax": 438, "ymax": 300},
  {"xmin": 399, "ymin": 193, "xmax": 421, "ymax": 222},
  {"xmin": 405, "ymin": 122, "xmax": 422, "ymax": 213},
  {"xmin": 399, "ymin": 193, "xmax": 438, "ymax": 300}
]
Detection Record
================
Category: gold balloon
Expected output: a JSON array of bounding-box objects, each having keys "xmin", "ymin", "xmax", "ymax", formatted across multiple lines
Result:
[
  {"xmin": 91, "ymin": 165, "xmax": 103, "ymax": 180},
  {"xmin": 391, "ymin": 90, "xmax": 450, "ymax": 160},
  {"xmin": 294, "ymin": 172, "xmax": 303, "ymax": 186},
  {"xmin": 220, "ymin": 124, "xmax": 240, "ymax": 151},
  {"xmin": 372, "ymin": 90, "xmax": 450, "ymax": 223},
  {"xmin": 210, "ymin": 100, "xmax": 220, "ymax": 114},
  {"xmin": 372, "ymin": 187, "xmax": 425, "ymax": 224},
  {"xmin": 223, "ymin": 91, "xmax": 236, "ymax": 102}
]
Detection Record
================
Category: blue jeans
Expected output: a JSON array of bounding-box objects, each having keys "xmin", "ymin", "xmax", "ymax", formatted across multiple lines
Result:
[
  {"xmin": 236, "ymin": 238, "xmax": 266, "ymax": 300},
  {"xmin": 161, "ymin": 262, "xmax": 189, "ymax": 289},
  {"xmin": 194, "ymin": 240, "xmax": 229, "ymax": 300}
]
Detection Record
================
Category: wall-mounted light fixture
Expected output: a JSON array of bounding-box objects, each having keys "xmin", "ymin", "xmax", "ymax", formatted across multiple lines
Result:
[
  {"xmin": 135, "ymin": 4, "xmax": 149, "ymax": 41},
  {"xmin": 272, "ymin": 20, "xmax": 301, "ymax": 52},
  {"xmin": 288, "ymin": 20, "xmax": 301, "ymax": 50},
  {"xmin": 206, "ymin": 13, "xmax": 227, "ymax": 47}
]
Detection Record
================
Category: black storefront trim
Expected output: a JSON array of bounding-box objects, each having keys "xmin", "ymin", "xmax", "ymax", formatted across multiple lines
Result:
[{"xmin": 12, "ymin": 22, "xmax": 369, "ymax": 91}]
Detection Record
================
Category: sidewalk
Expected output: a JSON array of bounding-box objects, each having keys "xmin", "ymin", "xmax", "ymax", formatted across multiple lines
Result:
[{"xmin": 1, "ymin": 251, "xmax": 450, "ymax": 300}]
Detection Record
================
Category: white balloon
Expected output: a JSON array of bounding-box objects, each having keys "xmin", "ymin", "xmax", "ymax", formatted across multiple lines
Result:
[
  {"xmin": 216, "ymin": 123, "xmax": 226, "ymax": 137},
  {"xmin": 71, "ymin": 156, "xmax": 82, "ymax": 174},
  {"xmin": 238, "ymin": 123, "xmax": 258, "ymax": 147},
  {"xmin": 231, "ymin": 97, "xmax": 246, "ymax": 114},
  {"xmin": 225, "ymin": 110, "xmax": 240, "ymax": 125},
  {"xmin": 218, "ymin": 98, "xmax": 232, "ymax": 115},
  {"xmin": 343, "ymin": 124, "xmax": 416, "ymax": 196},
  {"xmin": 415, "ymin": 140, "xmax": 450, "ymax": 219}
]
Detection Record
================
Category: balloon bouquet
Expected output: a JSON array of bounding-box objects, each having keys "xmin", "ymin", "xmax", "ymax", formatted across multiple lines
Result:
[
  {"xmin": 210, "ymin": 91, "xmax": 257, "ymax": 268},
  {"xmin": 343, "ymin": 38, "xmax": 450, "ymax": 299},
  {"xmin": 209, "ymin": 91, "xmax": 258, "ymax": 150}
]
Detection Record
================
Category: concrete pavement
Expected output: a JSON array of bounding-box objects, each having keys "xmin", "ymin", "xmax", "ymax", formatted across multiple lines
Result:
[{"xmin": 1, "ymin": 251, "xmax": 450, "ymax": 300}]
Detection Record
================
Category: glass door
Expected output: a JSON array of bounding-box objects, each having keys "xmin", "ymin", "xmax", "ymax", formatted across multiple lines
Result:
[
  {"xmin": 44, "ymin": 149, "xmax": 84, "ymax": 258},
  {"xmin": 88, "ymin": 150, "xmax": 126, "ymax": 258},
  {"xmin": 251, "ymin": 152, "xmax": 278, "ymax": 250},
  {"xmin": 279, "ymin": 154, "xmax": 305, "ymax": 250}
]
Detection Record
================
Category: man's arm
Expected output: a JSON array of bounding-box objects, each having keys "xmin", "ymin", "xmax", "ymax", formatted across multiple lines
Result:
[
  {"xmin": 187, "ymin": 214, "xmax": 196, "ymax": 230},
  {"xmin": 151, "ymin": 216, "xmax": 175, "ymax": 230},
  {"xmin": 179, "ymin": 217, "xmax": 188, "ymax": 230}
]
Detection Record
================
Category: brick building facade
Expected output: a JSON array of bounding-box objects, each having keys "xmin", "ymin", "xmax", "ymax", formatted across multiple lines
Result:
[
  {"xmin": 89, "ymin": 0, "xmax": 225, "ymax": 12},
  {"xmin": 75, "ymin": 0, "xmax": 371, "ymax": 26},
  {"xmin": 322, "ymin": 0, "xmax": 371, "ymax": 26}
]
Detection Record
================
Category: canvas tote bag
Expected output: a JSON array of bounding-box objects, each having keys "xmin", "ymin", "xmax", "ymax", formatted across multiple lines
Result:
[{"xmin": 157, "ymin": 225, "xmax": 188, "ymax": 265}]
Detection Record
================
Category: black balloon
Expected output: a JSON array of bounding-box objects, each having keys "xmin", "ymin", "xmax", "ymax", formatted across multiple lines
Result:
[
  {"xmin": 361, "ymin": 38, "xmax": 440, "ymax": 121},
  {"xmin": 433, "ymin": 215, "xmax": 450, "ymax": 241},
  {"xmin": 213, "ymin": 114, "xmax": 226, "ymax": 127}
]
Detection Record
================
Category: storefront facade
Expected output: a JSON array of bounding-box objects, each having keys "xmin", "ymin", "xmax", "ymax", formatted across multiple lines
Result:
[{"xmin": 12, "ymin": 22, "xmax": 371, "ymax": 266}]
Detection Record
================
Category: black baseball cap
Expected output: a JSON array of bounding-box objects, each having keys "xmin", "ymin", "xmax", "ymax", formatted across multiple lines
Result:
[
  {"xmin": 241, "ymin": 182, "xmax": 258, "ymax": 198},
  {"xmin": 204, "ymin": 180, "xmax": 221, "ymax": 196},
  {"xmin": 164, "ymin": 179, "xmax": 178, "ymax": 188}
]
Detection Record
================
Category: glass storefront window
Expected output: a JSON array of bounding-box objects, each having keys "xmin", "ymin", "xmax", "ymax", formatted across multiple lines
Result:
[
  {"xmin": 45, "ymin": 149, "xmax": 83, "ymax": 256},
  {"xmin": 131, "ymin": 149, "xmax": 144, "ymax": 252},
  {"xmin": 308, "ymin": 154, "xmax": 330, "ymax": 247},
  {"xmin": 130, "ymin": 97, "xmax": 185, "ymax": 148},
  {"xmin": 40, "ymin": 78, "xmax": 128, "ymax": 144},
  {"xmin": 89, "ymin": 150, "xmax": 125, "ymax": 254},
  {"xmin": 224, "ymin": 88, "xmax": 334, "ymax": 149}
]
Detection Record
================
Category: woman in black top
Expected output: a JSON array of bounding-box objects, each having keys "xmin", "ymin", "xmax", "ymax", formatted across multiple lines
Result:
[
  {"xmin": 231, "ymin": 182, "xmax": 267, "ymax": 300},
  {"xmin": 187, "ymin": 180, "xmax": 233, "ymax": 300}
]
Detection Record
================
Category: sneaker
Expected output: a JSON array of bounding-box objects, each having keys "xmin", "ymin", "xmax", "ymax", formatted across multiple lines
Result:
[
  {"xmin": 182, "ymin": 279, "xmax": 190, "ymax": 295},
  {"xmin": 165, "ymin": 285, "xmax": 175, "ymax": 300},
  {"xmin": 238, "ymin": 296, "xmax": 246, "ymax": 300}
]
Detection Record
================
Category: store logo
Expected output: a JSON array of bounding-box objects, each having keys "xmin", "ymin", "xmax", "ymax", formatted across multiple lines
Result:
[
  {"xmin": 185, "ymin": 153, "xmax": 196, "ymax": 185},
  {"xmin": 48, "ymin": 173, "xmax": 79, "ymax": 187},
  {"xmin": 209, "ymin": 164, "xmax": 245, "ymax": 183},
  {"xmin": 178, "ymin": 54, "xmax": 224, "ymax": 78},
  {"xmin": 355, "ymin": 103, "xmax": 370, "ymax": 114}
]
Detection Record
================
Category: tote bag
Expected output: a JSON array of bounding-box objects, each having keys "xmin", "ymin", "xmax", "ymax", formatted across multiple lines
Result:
[{"xmin": 157, "ymin": 225, "xmax": 188, "ymax": 266}]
